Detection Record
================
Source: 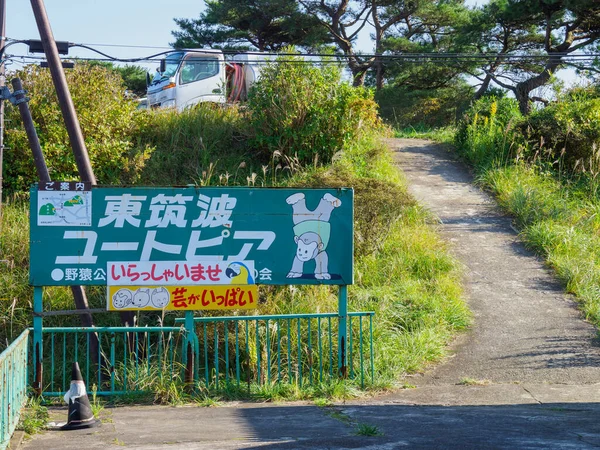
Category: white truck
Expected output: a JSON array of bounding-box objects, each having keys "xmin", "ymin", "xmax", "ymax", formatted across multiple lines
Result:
[{"xmin": 146, "ymin": 50, "xmax": 265, "ymax": 111}]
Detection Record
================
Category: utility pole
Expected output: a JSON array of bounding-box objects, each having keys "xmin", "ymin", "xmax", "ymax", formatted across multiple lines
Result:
[
  {"xmin": 29, "ymin": 0, "xmax": 95, "ymax": 183},
  {"xmin": 0, "ymin": 0, "xmax": 6, "ymax": 214},
  {"xmin": 29, "ymin": 0, "xmax": 98, "ymax": 327},
  {"xmin": 29, "ymin": 0, "xmax": 136, "ymax": 328}
]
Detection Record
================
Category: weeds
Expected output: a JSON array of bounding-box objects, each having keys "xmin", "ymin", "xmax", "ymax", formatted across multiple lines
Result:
[
  {"xmin": 355, "ymin": 423, "xmax": 383, "ymax": 437},
  {"xmin": 17, "ymin": 397, "xmax": 49, "ymax": 436},
  {"xmin": 458, "ymin": 377, "xmax": 491, "ymax": 386},
  {"xmin": 90, "ymin": 384, "xmax": 105, "ymax": 418}
]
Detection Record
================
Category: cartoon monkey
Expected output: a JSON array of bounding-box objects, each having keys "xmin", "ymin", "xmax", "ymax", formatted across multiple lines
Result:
[{"xmin": 286, "ymin": 192, "xmax": 341, "ymax": 280}]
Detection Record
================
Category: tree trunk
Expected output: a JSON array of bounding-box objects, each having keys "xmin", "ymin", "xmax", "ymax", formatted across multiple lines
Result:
[
  {"xmin": 375, "ymin": 58, "xmax": 384, "ymax": 91},
  {"xmin": 473, "ymin": 75, "xmax": 492, "ymax": 100},
  {"xmin": 515, "ymin": 55, "xmax": 562, "ymax": 115},
  {"xmin": 352, "ymin": 68, "xmax": 368, "ymax": 86}
]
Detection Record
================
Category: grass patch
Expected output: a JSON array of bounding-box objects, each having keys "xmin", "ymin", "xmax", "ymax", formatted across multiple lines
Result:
[
  {"xmin": 394, "ymin": 126, "xmax": 456, "ymax": 145},
  {"xmin": 355, "ymin": 423, "xmax": 384, "ymax": 436},
  {"xmin": 458, "ymin": 377, "xmax": 491, "ymax": 386},
  {"xmin": 478, "ymin": 165, "xmax": 600, "ymax": 327},
  {"xmin": 17, "ymin": 397, "xmax": 49, "ymax": 436}
]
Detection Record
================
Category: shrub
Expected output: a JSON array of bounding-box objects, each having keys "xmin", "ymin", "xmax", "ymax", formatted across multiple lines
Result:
[
  {"xmin": 247, "ymin": 51, "xmax": 381, "ymax": 164},
  {"xmin": 454, "ymin": 96, "xmax": 524, "ymax": 168},
  {"xmin": 522, "ymin": 94, "xmax": 600, "ymax": 165},
  {"xmin": 4, "ymin": 64, "xmax": 150, "ymax": 193},
  {"xmin": 376, "ymin": 84, "xmax": 473, "ymax": 129},
  {"xmin": 133, "ymin": 104, "xmax": 250, "ymax": 186}
]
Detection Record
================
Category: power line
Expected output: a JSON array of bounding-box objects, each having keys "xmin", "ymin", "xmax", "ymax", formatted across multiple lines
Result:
[{"xmin": 6, "ymin": 37, "xmax": 600, "ymax": 65}]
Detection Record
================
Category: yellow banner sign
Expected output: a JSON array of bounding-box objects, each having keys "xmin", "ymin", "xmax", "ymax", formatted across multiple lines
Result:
[{"xmin": 108, "ymin": 285, "xmax": 258, "ymax": 311}]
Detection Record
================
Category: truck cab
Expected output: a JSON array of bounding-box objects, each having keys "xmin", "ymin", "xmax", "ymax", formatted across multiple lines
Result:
[{"xmin": 147, "ymin": 50, "xmax": 226, "ymax": 110}]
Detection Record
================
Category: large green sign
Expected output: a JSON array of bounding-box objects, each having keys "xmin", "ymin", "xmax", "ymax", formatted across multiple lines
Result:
[{"xmin": 29, "ymin": 185, "xmax": 353, "ymax": 287}]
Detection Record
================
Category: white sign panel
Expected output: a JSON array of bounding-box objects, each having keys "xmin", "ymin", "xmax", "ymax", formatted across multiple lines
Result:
[{"xmin": 107, "ymin": 260, "xmax": 256, "ymax": 286}]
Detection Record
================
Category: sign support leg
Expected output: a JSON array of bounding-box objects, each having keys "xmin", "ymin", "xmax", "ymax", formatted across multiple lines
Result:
[
  {"xmin": 184, "ymin": 311, "xmax": 196, "ymax": 387},
  {"xmin": 338, "ymin": 285, "xmax": 348, "ymax": 378},
  {"xmin": 33, "ymin": 286, "xmax": 43, "ymax": 395}
]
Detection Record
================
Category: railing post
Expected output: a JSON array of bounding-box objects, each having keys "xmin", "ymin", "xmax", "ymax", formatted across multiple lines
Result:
[
  {"xmin": 32, "ymin": 286, "xmax": 43, "ymax": 395},
  {"xmin": 184, "ymin": 311, "xmax": 196, "ymax": 387},
  {"xmin": 338, "ymin": 285, "xmax": 348, "ymax": 378}
]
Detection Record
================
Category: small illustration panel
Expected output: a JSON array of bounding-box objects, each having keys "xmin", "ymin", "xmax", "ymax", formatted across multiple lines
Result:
[
  {"xmin": 107, "ymin": 285, "xmax": 258, "ymax": 311},
  {"xmin": 37, "ymin": 190, "xmax": 92, "ymax": 227}
]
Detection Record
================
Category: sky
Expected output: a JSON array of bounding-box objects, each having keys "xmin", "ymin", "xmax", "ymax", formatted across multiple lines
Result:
[
  {"xmin": 6, "ymin": 0, "xmax": 581, "ymax": 87},
  {"xmin": 7, "ymin": 0, "xmax": 205, "ymax": 71}
]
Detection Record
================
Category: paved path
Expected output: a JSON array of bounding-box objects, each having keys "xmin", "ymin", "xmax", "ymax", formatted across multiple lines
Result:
[
  {"xmin": 387, "ymin": 138, "xmax": 600, "ymax": 386},
  {"xmin": 19, "ymin": 139, "xmax": 600, "ymax": 450}
]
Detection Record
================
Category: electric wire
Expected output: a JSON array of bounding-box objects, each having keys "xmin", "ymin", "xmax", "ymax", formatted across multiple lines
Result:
[{"xmin": 6, "ymin": 37, "xmax": 600, "ymax": 65}]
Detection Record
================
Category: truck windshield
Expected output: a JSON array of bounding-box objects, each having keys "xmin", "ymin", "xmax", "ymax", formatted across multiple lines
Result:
[
  {"xmin": 163, "ymin": 52, "xmax": 183, "ymax": 78},
  {"xmin": 179, "ymin": 56, "xmax": 220, "ymax": 84}
]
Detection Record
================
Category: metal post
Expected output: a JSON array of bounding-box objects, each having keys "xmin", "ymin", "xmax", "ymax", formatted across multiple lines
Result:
[
  {"xmin": 338, "ymin": 285, "xmax": 348, "ymax": 378},
  {"xmin": 33, "ymin": 287, "xmax": 43, "ymax": 396},
  {"xmin": 10, "ymin": 79, "xmax": 49, "ymax": 181},
  {"xmin": 184, "ymin": 311, "xmax": 195, "ymax": 387},
  {"xmin": 0, "ymin": 0, "xmax": 6, "ymax": 214}
]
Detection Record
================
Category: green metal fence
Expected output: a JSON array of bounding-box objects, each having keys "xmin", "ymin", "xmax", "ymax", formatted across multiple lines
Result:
[
  {"xmin": 32, "ymin": 327, "xmax": 191, "ymax": 396},
  {"xmin": 176, "ymin": 312, "xmax": 375, "ymax": 389},
  {"xmin": 1, "ymin": 329, "xmax": 29, "ymax": 450},
  {"xmin": 32, "ymin": 311, "xmax": 375, "ymax": 397}
]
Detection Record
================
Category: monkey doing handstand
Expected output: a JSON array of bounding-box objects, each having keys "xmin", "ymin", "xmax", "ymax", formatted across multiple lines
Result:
[{"xmin": 286, "ymin": 192, "xmax": 341, "ymax": 280}]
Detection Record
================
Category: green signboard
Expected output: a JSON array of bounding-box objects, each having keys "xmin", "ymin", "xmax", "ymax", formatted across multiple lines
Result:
[{"xmin": 29, "ymin": 185, "xmax": 354, "ymax": 287}]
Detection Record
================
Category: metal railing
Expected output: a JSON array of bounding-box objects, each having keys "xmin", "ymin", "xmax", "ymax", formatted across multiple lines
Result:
[
  {"xmin": 1, "ymin": 330, "xmax": 29, "ymax": 450},
  {"xmin": 176, "ymin": 311, "xmax": 375, "ymax": 388},
  {"xmin": 32, "ymin": 311, "xmax": 375, "ymax": 397},
  {"xmin": 32, "ymin": 327, "xmax": 190, "ymax": 396}
]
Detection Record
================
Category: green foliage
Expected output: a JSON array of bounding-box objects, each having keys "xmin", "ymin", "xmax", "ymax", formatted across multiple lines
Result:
[
  {"xmin": 171, "ymin": 0, "xmax": 329, "ymax": 51},
  {"xmin": 4, "ymin": 64, "xmax": 151, "ymax": 194},
  {"xmin": 454, "ymin": 96, "xmax": 523, "ymax": 168},
  {"xmin": 247, "ymin": 52, "xmax": 382, "ymax": 164},
  {"xmin": 84, "ymin": 61, "xmax": 148, "ymax": 97},
  {"xmin": 134, "ymin": 104, "xmax": 250, "ymax": 186},
  {"xmin": 456, "ymin": 92, "xmax": 600, "ymax": 178},
  {"xmin": 116, "ymin": 64, "xmax": 149, "ymax": 98},
  {"xmin": 17, "ymin": 397, "xmax": 49, "ymax": 436},
  {"xmin": 522, "ymin": 92, "xmax": 600, "ymax": 165},
  {"xmin": 355, "ymin": 423, "xmax": 383, "ymax": 436},
  {"xmin": 376, "ymin": 84, "xmax": 472, "ymax": 128}
]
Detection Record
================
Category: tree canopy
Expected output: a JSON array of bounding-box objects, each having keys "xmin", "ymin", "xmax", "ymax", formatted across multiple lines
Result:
[
  {"xmin": 171, "ymin": 0, "xmax": 600, "ymax": 113},
  {"xmin": 171, "ymin": 0, "xmax": 330, "ymax": 51}
]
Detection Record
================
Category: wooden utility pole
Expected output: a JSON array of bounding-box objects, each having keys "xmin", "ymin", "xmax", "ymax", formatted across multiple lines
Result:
[
  {"xmin": 30, "ymin": 0, "xmax": 95, "ymax": 182},
  {"xmin": 29, "ymin": 0, "xmax": 136, "ymax": 328},
  {"xmin": 29, "ymin": 0, "xmax": 99, "ymax": 328}
]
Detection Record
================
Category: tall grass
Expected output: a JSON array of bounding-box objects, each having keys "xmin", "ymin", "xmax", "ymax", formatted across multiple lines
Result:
[
  {"xmin": 454, "ymin": 94, "xmax": 600, "ymax": 328},
  {"xmin": 2, "ymin": 85, "xmax": 470, "ymax": 399}
]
